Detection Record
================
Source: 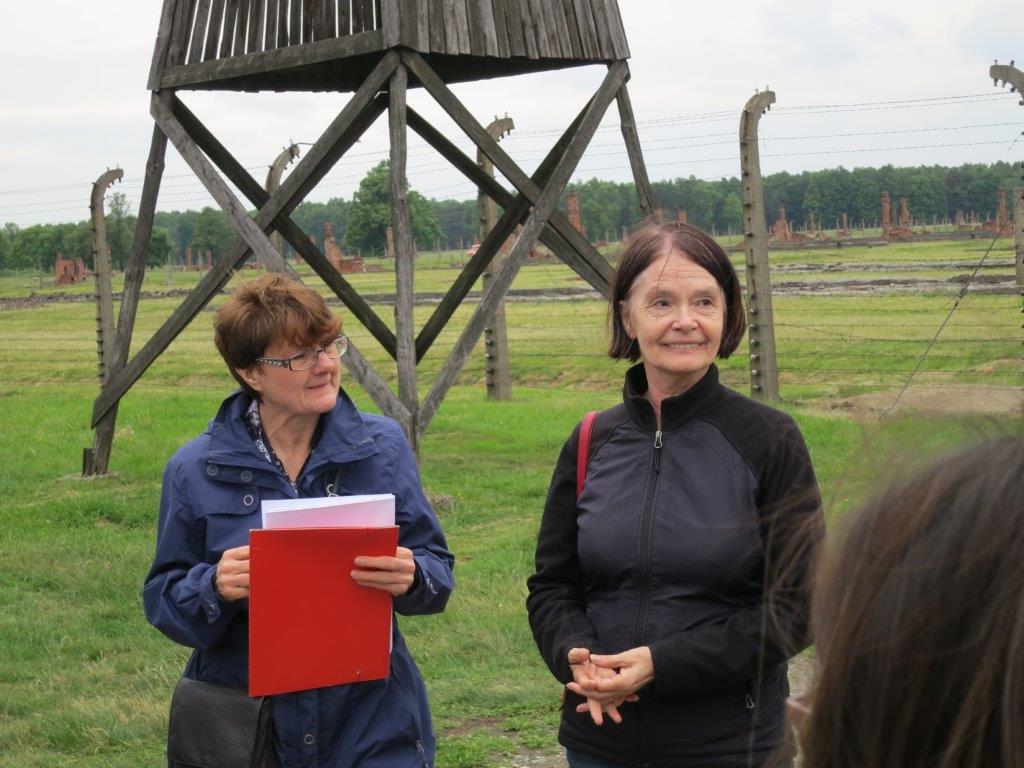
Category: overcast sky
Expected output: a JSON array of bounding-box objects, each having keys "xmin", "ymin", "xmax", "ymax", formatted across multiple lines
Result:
[{"xmin": 1, "ymin": 0, "xmax": 1022, "ymax": 228}]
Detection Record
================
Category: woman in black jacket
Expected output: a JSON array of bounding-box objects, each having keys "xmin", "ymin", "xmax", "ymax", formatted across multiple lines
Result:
[{"xmin": 527, "ymin": 221, "xmax": 823, "ymax": 767}]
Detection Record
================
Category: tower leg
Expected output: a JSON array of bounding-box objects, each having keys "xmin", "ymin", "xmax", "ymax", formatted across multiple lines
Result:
[
  {"xmin": 389, "ymin": 63, "xmax": 419, "ymax": 455},
  {"xmin": 616, "ymin": 80, "xmax": 655, "ymax": 217}
]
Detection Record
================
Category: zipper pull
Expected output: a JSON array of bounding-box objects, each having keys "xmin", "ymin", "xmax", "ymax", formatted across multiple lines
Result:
[
  {"xmin": 745, "ymin": 693, "xmax": 755, "ymax": 709},
  {"xmin": 654, "ymin": 430, "xmax": 663, "ymax": 448}
]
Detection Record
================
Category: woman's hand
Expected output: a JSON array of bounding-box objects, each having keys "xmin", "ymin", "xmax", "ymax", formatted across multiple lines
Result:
[
  {"xmin": 214, "ymin": 545, "xmax": 250, "ymax": 601},
  {"xmin": 566, "ymin": 646, "xmax": 654, "ymax": 723},
  {"xmin": 566, "ymin": 647, "xmax": 640, "ymax": 725},
  {"xmin": 351, "ymin": 546, "xmax": 417, "ymax": 596}
]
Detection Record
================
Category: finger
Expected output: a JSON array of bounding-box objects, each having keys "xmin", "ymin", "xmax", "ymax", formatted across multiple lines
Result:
[
  {"xmin": 351, "ymin": 568, "xmax": 414, "ymax": 584},
  {"xmin": 223, "ymin": 545, "xmax": 250, "ymax": 560},
  {"xmin": 606, "ymin": 703, "xmax": 623, "ymax": 724},
  {"xmin": 588, "ymin": 675, "xmax": 632, "ymax": 696},
  {"xmin": 567, "ymin": 648, "xmax": 591, "ymax": 665},
  {"xmin": 224, "ymin": 560, "xmax": 250, "ymax": 575},
  {"xmin": 565, "ymin": 683, "xmax": 620, "ymax": 701},
  {"xmin": 589, "ymin": 653, "xmax": 626, "ymax": 668},
  {"xmin": 352, "ymin": 578, "xmax": 412, "ymax": 595},
  {"xmin": 353, "ymin": 556, "xmax": 416, "ymax": 572},
  {"xmin": 395, "ymin": 547, "xmax": 414, "ymax": 560},
  {"xmin": 571, "ymin": 666, "xmax": 598, "ymax": 687},
  {"xmin": 588, "ymin": 697, "xmax": 603, "ymax": 726},
  {"xmin": 625, "ymin": 694, "xmax": 640, "ymax": 703}
]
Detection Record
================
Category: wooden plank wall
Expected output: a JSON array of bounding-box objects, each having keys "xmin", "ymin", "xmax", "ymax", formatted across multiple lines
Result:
[
  {"xmin": 168, "ymin": 0, "xmax": 627, "ymax": 71},
  {"xmin": 176, "ymin": 0, "xmax": 387, "ymax": 63}
]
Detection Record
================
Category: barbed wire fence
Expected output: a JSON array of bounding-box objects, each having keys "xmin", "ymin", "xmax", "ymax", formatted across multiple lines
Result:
[{"xmin": 1, "ymin": 88, "xmax": 1021, "ymax": 416}]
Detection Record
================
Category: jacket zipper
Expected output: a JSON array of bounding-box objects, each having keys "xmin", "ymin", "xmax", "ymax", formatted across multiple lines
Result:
[{"xmin": 632, "ymin": 428, "xmax": 662, "ymax": 766}]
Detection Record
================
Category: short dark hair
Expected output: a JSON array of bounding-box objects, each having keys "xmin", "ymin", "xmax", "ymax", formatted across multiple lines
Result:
[
  {"xmin": 213, "ymin": 274, "xmax": 342, "ymax": 398},
  {"xmin": 607, "ymin": 221, "xmax": 746, "ymax": 361}
]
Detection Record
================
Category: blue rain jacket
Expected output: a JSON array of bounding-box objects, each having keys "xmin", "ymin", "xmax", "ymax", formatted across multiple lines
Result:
[{"xmin": 143, "ymin": 388, "xmax": 454, "ymax": 768}]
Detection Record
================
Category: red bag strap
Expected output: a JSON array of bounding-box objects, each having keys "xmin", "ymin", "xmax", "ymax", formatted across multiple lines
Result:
[{"xmin": 576, "ymin": 411, "xmax": 599, "ymax": 499}]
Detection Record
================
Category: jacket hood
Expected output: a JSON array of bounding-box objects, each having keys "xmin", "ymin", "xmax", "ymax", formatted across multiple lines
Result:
[
  {"xmin": 622, "ymin": 362, "xmax": 722, "ymax": 433},
  {"xmin": 203, "ymin": 387, "xmax": 380, "ymax": 476}
]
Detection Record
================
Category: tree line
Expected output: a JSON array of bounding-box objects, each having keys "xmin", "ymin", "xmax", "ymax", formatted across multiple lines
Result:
[{"xmin": 1, "ymin": 160, "xmax": 1017, "ymax": 272}]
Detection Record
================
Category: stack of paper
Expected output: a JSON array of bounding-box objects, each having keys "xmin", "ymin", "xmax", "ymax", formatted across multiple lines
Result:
[
  {"xmin": 249, "ymin": 494, "xmax": 398, "ymax": 697},
  {"xmin": 261, "ymin": 493, "xmax": 395, "ymax": 529}
]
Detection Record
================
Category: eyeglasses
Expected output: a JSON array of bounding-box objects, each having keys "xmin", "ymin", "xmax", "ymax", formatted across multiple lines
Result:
[{"xmin": 257, "ymin": 336, "xmax": 349, "ymax": 372}]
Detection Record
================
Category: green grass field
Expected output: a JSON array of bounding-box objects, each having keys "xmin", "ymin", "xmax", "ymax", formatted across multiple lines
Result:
[
  {"xmin": 1, "ymin": 237, "xmax": 1015, "ymax": 300},
  {"xmin": 0, "ymin": 238, "xmax": 1021, "ymax": 766}
]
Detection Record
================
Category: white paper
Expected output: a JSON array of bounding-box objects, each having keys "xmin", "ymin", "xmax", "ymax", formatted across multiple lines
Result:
[{"xmin": 261, "ymin": 493, "xmax": 395, "ymax": 529}]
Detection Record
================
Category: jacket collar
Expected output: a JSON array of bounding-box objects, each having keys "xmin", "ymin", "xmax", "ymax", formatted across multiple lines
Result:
[
  {"xmin": 204, "ymin": 387, "xmax": 380, "ymax": 478},
  {"xmin": 622, "ymin": 363, "xmax": 722, "ymax": 433}
]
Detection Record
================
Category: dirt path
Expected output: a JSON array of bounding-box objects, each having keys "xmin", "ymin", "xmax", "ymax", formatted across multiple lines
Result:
[{"xmin": 822, "ymin": 384, "xmax": 1024, "ymax": 418}]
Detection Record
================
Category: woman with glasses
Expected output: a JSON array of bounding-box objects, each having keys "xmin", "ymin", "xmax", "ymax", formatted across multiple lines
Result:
[
  {"xmin": 527, "ymin": 222, "xmax": 822, "ymax": 767},
  {"xmin": 143, "ymin": 274, "xmax": 454, "ymax": 768}
]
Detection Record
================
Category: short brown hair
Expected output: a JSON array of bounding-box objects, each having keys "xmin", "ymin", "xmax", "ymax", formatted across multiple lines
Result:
[
  {"xmin": 608, "ymin": 221, "xmax": 746, "ymax": 361},
  {"xmin": 213, "ymin": 274, "xmax": 341, "ymax": 397}
]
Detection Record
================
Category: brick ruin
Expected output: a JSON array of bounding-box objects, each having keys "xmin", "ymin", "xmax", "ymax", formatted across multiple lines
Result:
[
  {"xmin": 54, "ymin": 254, "xmax": 91, "ymax": 284},
  {"xmin": 324, "ymin": 222, "xmax": 365, "ymax": 274},
  {"xmin": 836, "ymin": 212, "xmax": 850, "ymax": 237},
  {"xmin": 184, "ymin": 247, "xmax": 215, "ymax": 271},
  {"xmin": 982, "ymin": 188, "xmax": 1012, "ymax": 235},
  {"xmin": 566, "ymin": 191, "xmax": 586, "ymax": 236},
  {"xmin": 769, "ymin": 206, "xmax": 807, "ymax": 244},
  {"xmin": 881, "ymin": 192, "xmax": 892, "ymax": 236},
  {"xmin": 898, "ymin": 197, "xmax": 911, "ymax": 236},
  {"xmin": 880, "ymin": 192, "xmax": 910, "ymax": 240}
]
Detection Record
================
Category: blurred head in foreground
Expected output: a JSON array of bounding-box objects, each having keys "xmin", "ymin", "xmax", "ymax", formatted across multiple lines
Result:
[{"xmin": 797, "ymin": 436, "xmax": 1024, "ymax": 768}]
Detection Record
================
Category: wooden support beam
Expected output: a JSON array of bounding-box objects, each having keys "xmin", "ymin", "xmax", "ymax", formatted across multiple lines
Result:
[
  {"xmin": 616, "ymin": 79, "xmax": 655, "ymax": 217},
  {"xmin": 274, "ymin": 50, "xmax": 399, "ymax": 211},
  {"xmin": 408, "ymin": 99, "xmax": 609, "ymax": 360},
  {"xmin": 404, "ymin": 50, "xmax": 615, "ymax": 285},
  {"xmin": 405, "ymin": 102, "xmax": 611, "ymax": 293},
  {"xmin": 116, "ymin": 126, "xmax": 169, "ymax": 370},
  {"xmin": 418, "ymin": 59, "xmax": 627, "ymax": 432},
  {"xmin": 92, "ymin": 53, "xmax": 399, "ymax": 427},
  {"xmin": 342, "ymin": 340, "xmax": 410, "ymax": 423},
  {"xmin": 415, "ymin": 180, "xmax": 531, "ymax": 359},
  {"xmin": 152, "ymin": 93, "xmax": 296, "ymax": 276},
  {"xmin": 168, "ymin": 93, "xmax": 398, "ymax": 357},
  {"xmin": 389, "ymin": 63, "xmax": 419, "ymax": 447}
]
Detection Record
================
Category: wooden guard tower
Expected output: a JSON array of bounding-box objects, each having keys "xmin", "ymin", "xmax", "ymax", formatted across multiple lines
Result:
[{"xmin": 84, "ymin": 0, "xmax": 654, "ymax": 473}]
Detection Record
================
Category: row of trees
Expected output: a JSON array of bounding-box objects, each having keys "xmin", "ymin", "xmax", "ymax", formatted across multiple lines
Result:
[{"xmin": 2, "ymin": 161, "xmax": 1018, "ymax": 272}]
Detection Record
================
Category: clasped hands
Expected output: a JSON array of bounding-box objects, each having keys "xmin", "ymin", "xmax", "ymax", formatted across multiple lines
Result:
[
  {"xmin": 214, "ymin": 545, "xmax": 417, "ymax": 601},
  {"xmin": 566, "ymin": 646, "xmax": 654, "ymax": 725}
]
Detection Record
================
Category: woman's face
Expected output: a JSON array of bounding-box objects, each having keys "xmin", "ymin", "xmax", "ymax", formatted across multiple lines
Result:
[
  {"xmin": 243, "ymin": 335, "xmax": 341, "ymax": 418},
  {"xmin": 619, "ymin": 251, "xmax": 725, "ymax": 390}
]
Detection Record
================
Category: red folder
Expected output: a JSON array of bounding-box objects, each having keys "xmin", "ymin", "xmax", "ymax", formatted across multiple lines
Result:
[{"xmin": 248, "ymin": 526, "xmax": 398, "ymax": 697}]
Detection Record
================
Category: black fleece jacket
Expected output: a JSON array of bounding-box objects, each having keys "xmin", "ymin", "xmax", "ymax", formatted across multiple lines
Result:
[{"xmin": 526, "ymin": 364, "xmax": 823, "ymax": 767}]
